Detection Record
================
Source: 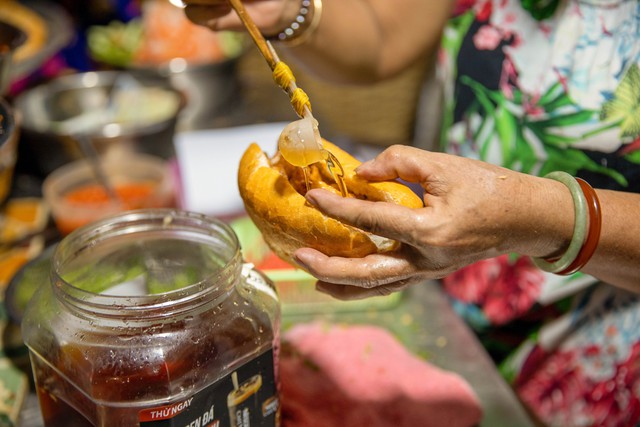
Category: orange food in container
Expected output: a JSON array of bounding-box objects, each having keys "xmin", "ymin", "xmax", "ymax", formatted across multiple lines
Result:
[{"xmin": 42, "ymin": 153, "xmax": 176, "ymax": 235}]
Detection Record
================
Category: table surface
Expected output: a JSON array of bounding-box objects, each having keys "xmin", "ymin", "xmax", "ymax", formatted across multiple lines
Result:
[
  {"xmin": 19, "ymin": 282, "xmax": 535, "ymax": 427},
  {"xmin": 281, "ymin": 283, "xmax": 537, "ymax": 427}
]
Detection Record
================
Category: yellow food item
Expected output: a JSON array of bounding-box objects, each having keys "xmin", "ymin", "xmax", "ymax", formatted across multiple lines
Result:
[
  {"xmin": 0, "ymin": 247, "xmax": 29, "ymax": 287},
  {"xmin": 0, "ymin": 164, "xmax": 13, "ymax": 204},
  {"xmin": 0, "ymin": 198, "xmax": 48, "ymax": 290},
  {"xmin": 0, "ymin": 198, "xmax": 49, "ymax": 243}
]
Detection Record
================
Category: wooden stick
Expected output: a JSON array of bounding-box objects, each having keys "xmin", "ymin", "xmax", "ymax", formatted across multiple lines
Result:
[
  {"xmin": 227, "ymin": 0, "xmax": 278, "ymax": 70},
  {"xmin": 228, "ymin": 0, "xmax": 313, "ymax": 119},
  {"xmin": 227, "ymin": 0, "xmax": 348, "ymax": 196}
]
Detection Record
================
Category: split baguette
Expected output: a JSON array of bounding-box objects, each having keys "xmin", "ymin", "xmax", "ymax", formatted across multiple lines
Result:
[{"xmin": 237, "ymin": 140, "xmax": 424, "ymax": 266}]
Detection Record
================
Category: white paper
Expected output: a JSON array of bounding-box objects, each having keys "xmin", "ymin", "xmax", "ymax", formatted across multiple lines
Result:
[{"xmin": 174, "ymin": 122, "xmax": 288, "ymax": 217}]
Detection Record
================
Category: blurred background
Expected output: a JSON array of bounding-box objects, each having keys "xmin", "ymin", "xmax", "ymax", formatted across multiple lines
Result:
[
  {"xmin": 0, "ymin": 0, "xmax": 440, "ymax": 309},
  {"xmin": 4, "ymin": 0, "xmax": 437, "ymax": 177},
  {"xmin": 0, "ymin": 0, "xmax": 438, "ymax": 291},
  {"xmin": 0, "ymin": 0, "xmax": 437, "ymax": 423},
  {"xmin": 0, "ymin": 4, "xmax": 543, "ymax": 427}
]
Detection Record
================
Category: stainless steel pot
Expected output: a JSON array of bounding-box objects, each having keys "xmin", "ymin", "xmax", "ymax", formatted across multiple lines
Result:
[
  {"xmin": 127, "ymin": 55, "xmax": 242, "ymax": 132},
  {"xmin": 14, "ymin": 70, "xmax": 185, "ymax": 177}
]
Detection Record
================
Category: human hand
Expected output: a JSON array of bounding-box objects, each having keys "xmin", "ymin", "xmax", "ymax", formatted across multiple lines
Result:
[
  {"xmin": 293, "ymin": 145, "xmax": 562, "ymax": 300},
  {"xmin": 182, "ymin": 0, "xmax": 298, "ymax": 37}
]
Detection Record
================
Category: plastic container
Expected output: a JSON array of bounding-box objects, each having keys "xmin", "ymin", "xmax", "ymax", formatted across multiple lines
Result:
[
  {"xmin": 42, "ymin": 153, "xmax": 176, "ymax": 235},
  {"xmin": 21, "ymin": 209, "xmax": 281, "ymax": 426}
]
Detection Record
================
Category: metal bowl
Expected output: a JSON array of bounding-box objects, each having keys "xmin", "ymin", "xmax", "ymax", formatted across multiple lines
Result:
[
  {"xmin": 127, "ymin": 55, "xmax": 242, "ymax": 131},
  {"xmin": 14, "ymin": 70, "xmax": 185, "ymax": 177}
]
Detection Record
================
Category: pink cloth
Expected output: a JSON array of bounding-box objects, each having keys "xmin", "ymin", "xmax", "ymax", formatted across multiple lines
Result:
[{"xmin": 280, "ymin": 322, "xmax": 483, "ymax": 427}]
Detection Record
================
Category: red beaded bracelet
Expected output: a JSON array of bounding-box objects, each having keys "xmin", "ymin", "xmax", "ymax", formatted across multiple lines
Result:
[{"xmin": 555, "ymin": 178, "xmax": 602, "ymax": 275}]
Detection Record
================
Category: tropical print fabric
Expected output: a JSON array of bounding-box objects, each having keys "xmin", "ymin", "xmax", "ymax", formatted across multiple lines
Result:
[{"xmin": 436, "ymin": 0, "xmax": 640, "ymax": 425}]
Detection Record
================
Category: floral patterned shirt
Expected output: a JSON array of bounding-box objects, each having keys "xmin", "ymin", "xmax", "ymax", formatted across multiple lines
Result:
[{"xmin": 436, "ymin": 1, "xmax": 640, "ymax": 425}]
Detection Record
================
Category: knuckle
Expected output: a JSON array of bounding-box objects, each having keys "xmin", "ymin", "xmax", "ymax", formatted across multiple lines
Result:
[
  {"xmin": 403, "ymin": 213, "xmax": 431, "ymax": 246},
  {"xmin": 382, "ymin": 145, "xmax": 407, "ymax": 161}
]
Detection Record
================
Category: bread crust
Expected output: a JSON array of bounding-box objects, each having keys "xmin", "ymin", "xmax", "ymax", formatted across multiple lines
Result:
[{"xmin": 237, "ymin": 140, "xmax": 423, "ymax": 266}]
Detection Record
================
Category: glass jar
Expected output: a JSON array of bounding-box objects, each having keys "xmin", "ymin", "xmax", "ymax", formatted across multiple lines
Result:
[{"xmin": 22, "ymin": 209, "xmax": 281, "ymax": 427}]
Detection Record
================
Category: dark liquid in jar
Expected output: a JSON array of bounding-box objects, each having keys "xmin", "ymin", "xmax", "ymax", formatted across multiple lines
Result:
[{"xmin": 32, "ymin": 303, "xmax": 273, "ymax": 427}]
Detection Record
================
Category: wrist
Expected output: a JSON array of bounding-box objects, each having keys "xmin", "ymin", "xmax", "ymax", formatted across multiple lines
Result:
[
  {"xmin": 507, "ymin": 174, "xmax": 575, "ymax": 259},
  {"xmin": 533, "ymin": 178, "xmax": 575, "ymax": 258},
  {"xmin": 532, "ymin": 172, "xmax": 602, "ymax": 275},
  {"xmin": 267, "ymin": 0, "xmax": 323, "ymax": 46}
]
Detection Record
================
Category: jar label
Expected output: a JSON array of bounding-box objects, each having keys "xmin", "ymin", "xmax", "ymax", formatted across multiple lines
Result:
[{"xmin": 139, "ymin": 350, "xmax": 279, "ymax": 426}]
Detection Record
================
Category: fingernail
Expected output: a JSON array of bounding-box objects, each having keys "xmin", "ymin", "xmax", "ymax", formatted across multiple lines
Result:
[
  {"xmin": 355, "ymin": 159, "xmax": 373, "ymax": 175},
  {"xmin": 292, "ymin": 255, "xmax": 309, "ymax": 271},
  {"xmin": 315, "ymin": 282, "xmax": 328, "ymax": 294},
  {"xmin": 304, "ymin": 191, "xmax": 318, "ymax": 207}
]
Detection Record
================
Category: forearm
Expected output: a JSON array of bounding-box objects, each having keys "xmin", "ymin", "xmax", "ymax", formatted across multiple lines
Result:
[
  {"xmin": 580, "ymin": 189, "xmax": 640, "ymax": 291},
  {"xmin": 280, "ymin": 0, "xmax": 455, "ymax": 83},
  {"xmin": 184, "ymin": 0, "xmax": 454, "ymax": 83}
]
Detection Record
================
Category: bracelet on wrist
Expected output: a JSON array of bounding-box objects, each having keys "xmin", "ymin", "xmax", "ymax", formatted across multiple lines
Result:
[
  {"xmin": 532, "ymin": 172, "xmax": 601, "ymax": 275},
  {"xmin": 267, "ymin": 0, "xmax": 323, "ymax": 47},
  {"xmin": 555, "ymin": 178, "xmax": 602, "ymax": 275}
]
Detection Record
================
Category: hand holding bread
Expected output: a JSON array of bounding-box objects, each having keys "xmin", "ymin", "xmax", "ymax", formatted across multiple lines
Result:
[
  {"xmin": 287, "ymin": 145, "xmax": 580, "ymax": 300},
  {"xmin": 237, "ymin": 140, "xmax": 424, "ymax": 267}
]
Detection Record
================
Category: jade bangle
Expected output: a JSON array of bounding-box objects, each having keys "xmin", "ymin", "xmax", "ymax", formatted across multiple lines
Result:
[{"xmin": 532, "ymin": 171, "xmax": 588, "ymax": 273}]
